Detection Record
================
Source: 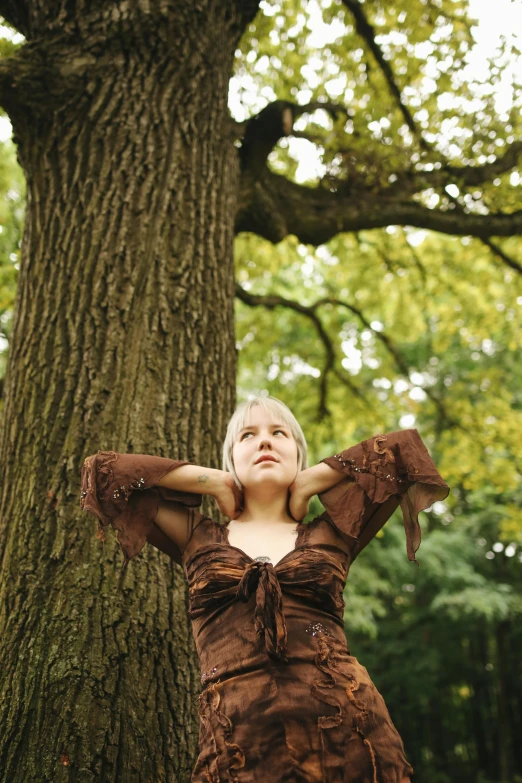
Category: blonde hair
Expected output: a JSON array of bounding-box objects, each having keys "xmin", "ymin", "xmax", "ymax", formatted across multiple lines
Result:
[{"xmin": 222, "ymin": 395, "xmax": 309, "ymax": 488}]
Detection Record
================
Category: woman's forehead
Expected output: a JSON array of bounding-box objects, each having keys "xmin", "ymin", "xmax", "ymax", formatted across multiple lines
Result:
[
  {"xmin": 238, "ymin": 406, "xmax": 288, "ymax": 430},
  {"xmin": 238, "ymin": 420, "xmax": 287, "ymax": 433}
]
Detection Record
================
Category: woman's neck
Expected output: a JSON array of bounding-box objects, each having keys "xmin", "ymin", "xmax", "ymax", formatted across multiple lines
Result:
[{"xmin": 234, "ymin": 487, "xmax": 294, "ymax": 525}]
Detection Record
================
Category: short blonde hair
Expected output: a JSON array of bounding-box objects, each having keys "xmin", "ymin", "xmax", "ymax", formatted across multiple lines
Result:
[{"xmin": 222, "ymin": 395, "xmax": 309, "ymax": 488}]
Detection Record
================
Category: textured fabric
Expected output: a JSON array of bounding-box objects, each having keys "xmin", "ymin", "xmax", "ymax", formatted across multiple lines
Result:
[
  {"xmin": 80, "ymin": 450, "xmax": 202, "ymax": 566},
  {"xmin": 319, "ymin": 428, "xmax": 450, "ymax": 566},
  {"xmin": 79, "ymin": 430, "xmax": 449, "ymax": 782}
]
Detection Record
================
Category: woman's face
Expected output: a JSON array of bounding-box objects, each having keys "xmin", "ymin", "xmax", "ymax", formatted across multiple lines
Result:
[{"xmin": 232, "ymin": 405, "xmax": 299, "ymax": 492}]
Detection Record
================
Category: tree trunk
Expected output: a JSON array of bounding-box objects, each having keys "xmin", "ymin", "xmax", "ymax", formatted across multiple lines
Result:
[{"xmin": 0, "ymin": 2, "xmax": 258, "ymax": 780}]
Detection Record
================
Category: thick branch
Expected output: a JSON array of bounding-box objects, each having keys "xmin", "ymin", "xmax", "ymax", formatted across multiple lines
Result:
[
  {"xmin": 237, "ymin": 99, "xmax": 348, "ymax": 181},
  {"xmin": 238, "ymin": 100, "xmax": 295, "ymax": 180},
  {"xmin": 236, "ymin": 167, "xmax": 522, "ymax": 243},
  {"xmin": 292, "ymin": 101, "xmax": 348, "ymax": 122},
  {"xmin": 0, "ymin": 29, "xmax": 122, "ymax": 120}
]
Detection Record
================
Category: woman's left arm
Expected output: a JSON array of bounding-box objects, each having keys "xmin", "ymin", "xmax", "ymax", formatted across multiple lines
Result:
[{"xmin": 288, "ymin": 462, "xmax": 347, "ymax": 521}]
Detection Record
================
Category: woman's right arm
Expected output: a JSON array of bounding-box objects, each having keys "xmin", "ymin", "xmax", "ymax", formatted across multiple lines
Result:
[
  {"xmin": 152, "ymin": 466, "xmax": 243, "ymax": 558},
  {"xmin": 80, "ymin": 452, "xmax": 243, "ymax": 568},
  {"xmin": 157, "ymin": 465, "xmax": 244, "ymax": 520}
]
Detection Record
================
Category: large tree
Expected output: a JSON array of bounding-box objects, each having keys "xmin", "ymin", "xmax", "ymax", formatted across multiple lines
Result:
[{"xmin": 0, "ymin": 0, "xmax": 520, "ymax": 780}]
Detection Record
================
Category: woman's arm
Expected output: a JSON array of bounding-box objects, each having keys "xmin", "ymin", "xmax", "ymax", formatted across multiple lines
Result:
[
  {"xmin": 157, "ymin": 464, "xmax": 224, "ymax": 495},
  {"xmin": 147, "ymin": 519, "xmax": 188, "ymax": 560},
  {"xmin": 158, "ymin": 464, "xmax": 244, "ymax": 519},
  {"xmin": 288, "ymin": 462, "xmax": 346, "ymax": 521}
]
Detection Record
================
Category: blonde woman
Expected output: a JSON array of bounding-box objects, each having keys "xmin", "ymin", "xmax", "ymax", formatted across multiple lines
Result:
[{"xmin": 81, "ymin": 395, "xmax": 449, "ymax": 782}]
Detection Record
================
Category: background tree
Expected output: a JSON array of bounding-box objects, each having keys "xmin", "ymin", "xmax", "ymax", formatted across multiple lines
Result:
[{"xmin": 0, "ymin": 0, "xmax": 520, "ymax": 781}]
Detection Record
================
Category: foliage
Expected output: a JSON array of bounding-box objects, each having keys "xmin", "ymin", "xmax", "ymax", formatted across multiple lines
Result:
[
  {"xmin": 0, "ymin": 136, "xmax": 24, "ymax": 385},
  {"xmin": 232, "ymin": 0, "xmax": 521, "ymax": 213}
]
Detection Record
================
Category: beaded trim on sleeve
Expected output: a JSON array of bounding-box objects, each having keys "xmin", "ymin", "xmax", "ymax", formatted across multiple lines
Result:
[
  {"xmin": 333, "ymin": 453, "xmax": 405, "ymax": 482},
  {"xmin": 79, "ymin": 452, "xmax": 148, "ymax": 505},
  {"xmin": 110, "ymin": 478, "xmax": 146, "ymax": 501},
  {"xmin": 332, "ymin": 433, "xmax": 419, "ymax": 483}
]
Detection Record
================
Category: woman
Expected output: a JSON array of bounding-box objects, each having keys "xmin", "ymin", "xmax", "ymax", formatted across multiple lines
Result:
[{"xmin": 80, "ymin": 395, "xmax": 449, "ymax": 782}]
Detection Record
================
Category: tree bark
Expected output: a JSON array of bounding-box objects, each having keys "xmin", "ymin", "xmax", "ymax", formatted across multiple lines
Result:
[{"xmin": 0, "ymin": 1, "xmax": 258, "ymax": 780}]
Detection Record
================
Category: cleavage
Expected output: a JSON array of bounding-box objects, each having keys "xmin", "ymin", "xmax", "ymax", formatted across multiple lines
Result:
[{"xmin": 225, "ymin": 521, "xmax": 301, "ymax": 566}]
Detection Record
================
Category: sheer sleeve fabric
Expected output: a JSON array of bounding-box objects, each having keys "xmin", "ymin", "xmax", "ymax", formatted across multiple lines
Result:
[
  {"xmin": 80, "ymin": 450, "xmax": 203, "ymax": 569},
  {"xmin": 318, "ymin": 428, "xmax": 450, "ymax": 565}
]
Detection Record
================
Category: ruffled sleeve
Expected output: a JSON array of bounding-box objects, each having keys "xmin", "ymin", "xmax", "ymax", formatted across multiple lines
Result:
[
  {"xmin": 80, "ymin": 450, "xmax": 202, "ymax": 569},
  {"xmin": 318, "ymin": 429, "xmax": 450, "ymax": 566}
]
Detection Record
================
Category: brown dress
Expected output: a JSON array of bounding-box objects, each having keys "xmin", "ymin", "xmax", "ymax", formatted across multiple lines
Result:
[{"xmin": 80, "ymin": 428, "xmax": 449, "ymax": 783}]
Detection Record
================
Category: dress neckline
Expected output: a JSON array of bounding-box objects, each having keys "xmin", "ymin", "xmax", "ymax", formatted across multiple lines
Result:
[{"xmin": 222, "ymin": 518, "xmax": 307, "ymax": 569}]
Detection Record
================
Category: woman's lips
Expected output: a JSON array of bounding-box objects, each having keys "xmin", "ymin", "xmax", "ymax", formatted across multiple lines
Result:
[{"xmin": 255, "ymin": 456, "xmax": 278, "ymax": 464}]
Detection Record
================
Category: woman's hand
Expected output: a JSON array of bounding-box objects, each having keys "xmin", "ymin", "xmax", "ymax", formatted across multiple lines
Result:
[
  {"xmin": 214, "ymin": 471, "xmax": 244, "ymax": 519},
  {"xmin": 287, "ymin": 472, "xmax": 313, "ymax": 522},
  {"xmin": 288, "ymin": 463, "xmax": 346, "ymax": 520}
]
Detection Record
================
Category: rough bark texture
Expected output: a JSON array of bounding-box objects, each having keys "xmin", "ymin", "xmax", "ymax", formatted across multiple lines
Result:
[{"xmin": 0, "ymin": 1, "xmax": 259, "ymax": 780}]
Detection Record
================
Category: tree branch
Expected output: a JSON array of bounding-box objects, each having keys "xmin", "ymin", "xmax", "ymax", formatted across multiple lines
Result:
[
  {"xmin": 0, "ymin": 36, "xmax": 99, "ymax": 121},
  {"xmin": 238, "ymin": 100, "xmax": 295, "ymax": 180},
  {"xmin": 341, "ymin": 0, "xmax": 429, "ymax": 150},
  {"xmin": 235, "ymin": 284, "xmax": 458, "ymax": 429},
  {"xmin": 292, "ymin": 101, "xmax": 348, "ymax": 122},
  {"xmin": 236, "ymin": 167, "xmax": 522, "ymax": 243},
  {"xmin": 232, "ymin": 97, "xmax": 521, "ymax": 211},
  {"xmin": 480, "ymin": 238, "xmax": 522, "ymax": 275},
  {"xmin": 234, "ymin": 283, "xmax": 370, "ymax": 420},
  {"xmin": 237, "ymin": 99, "xmax": 349, "ymax": 182},
  {"xmin": 312, "ymin": 296, "xmax": 457, "ymax": 428},
  {"xmin": 387, "ymin": 142, "xmax": 522, "ymax": 198}
]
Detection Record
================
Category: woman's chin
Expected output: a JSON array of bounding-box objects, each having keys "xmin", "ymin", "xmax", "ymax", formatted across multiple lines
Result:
[{"xmin": 242, "ymin": 475, "xmax": 292, "ymax": 492}]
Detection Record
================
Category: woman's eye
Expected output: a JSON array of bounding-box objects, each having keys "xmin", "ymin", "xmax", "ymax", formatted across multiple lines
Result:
[{"xmin": 240, "ymin": 430, "xmax": 286, "ymax": 440}]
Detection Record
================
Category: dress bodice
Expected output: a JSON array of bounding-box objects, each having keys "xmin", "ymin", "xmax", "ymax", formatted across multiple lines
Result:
[{"xmin": 183, "ymin": 515, "xmax": 351, "ymax": 664}]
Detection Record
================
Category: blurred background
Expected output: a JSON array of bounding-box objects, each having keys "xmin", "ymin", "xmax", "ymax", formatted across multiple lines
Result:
[{"xmin": 1, "ymin": 1, "xmax": 521, "ymax": 781}]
